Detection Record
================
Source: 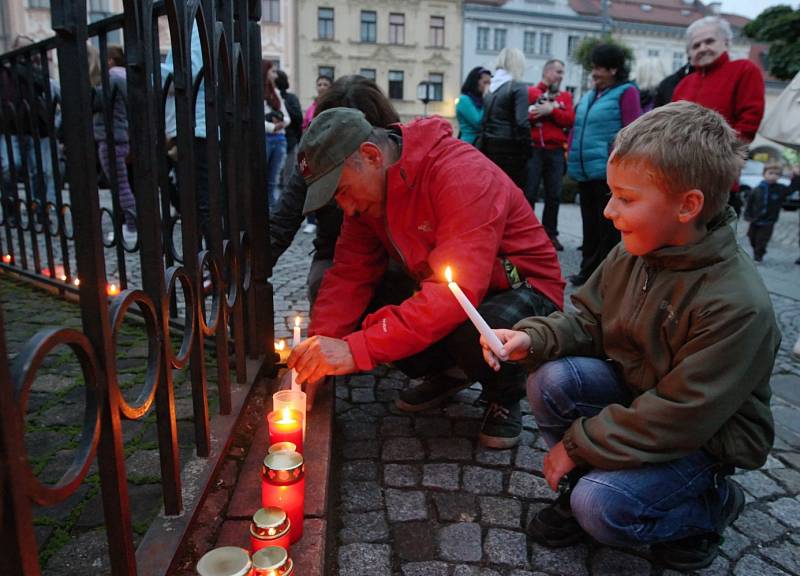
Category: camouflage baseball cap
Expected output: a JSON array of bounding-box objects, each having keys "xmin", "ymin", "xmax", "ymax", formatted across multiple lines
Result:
[{"xmin": 297, "ymin": 107, "xmax": 373, "ymax": 214}]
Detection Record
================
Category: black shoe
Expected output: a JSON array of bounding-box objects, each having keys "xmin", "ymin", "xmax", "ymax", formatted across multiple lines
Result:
[
  {"xmin": 754, "ymin": 255, "xmax": 763, "ymax": 262},
  {"xmin": 796, "ymin": 257, "xmax": 800, "ymax": 265},
  {"xmin": 651, "ymin": 479, "xmax": 745, "ymax": 571},
  {"xmin": 569, "ymin": 274, "xmax": 587, "ymax": 287},
  {"xmin": 478, "ymin": 399, "xmax": 522, "ymax": 448},
  {"xmin": 527, "ymin": 480, "xmax": 586, "ymax": 547},
  {"xmin": 550, "ymin": 236, "xmax": 564, "ymax": 251},
  {"xmin": 395, "ymin": 373, "xmax": 471, "ymax": 412}
]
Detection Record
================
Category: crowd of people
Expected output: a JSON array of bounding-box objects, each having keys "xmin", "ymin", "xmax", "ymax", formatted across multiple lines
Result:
[
  {"xmin": 1, "ymin": 17, "xmax": 799, "ymax": 572},
  {"xmin": 275, "ymin": 14, "xmax": 795, "ymax": 573}
]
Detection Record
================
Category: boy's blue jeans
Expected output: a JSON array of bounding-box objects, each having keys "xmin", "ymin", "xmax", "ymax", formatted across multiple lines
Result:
[{"xmin": 527, "ymin": 357, "xmax": 732, "ymax": 548}]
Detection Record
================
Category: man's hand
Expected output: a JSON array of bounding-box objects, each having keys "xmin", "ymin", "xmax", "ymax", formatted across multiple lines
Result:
[
  {"xmin": 480, "ymin": 329, "xmax": 531, "ymax": 371},
  {"xmin": 543, "ymin": 441, "xmax": 576, "ymax": 491},
  {"xmin": 530, "ymin": 101, "xmax": 555, "ymax": 118},
  {"xmin": 288, "ymin": 335, "xmax": 356, "ymax": 385}
]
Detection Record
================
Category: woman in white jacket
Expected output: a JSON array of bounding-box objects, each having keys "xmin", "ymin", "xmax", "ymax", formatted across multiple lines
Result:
[{"xmin": 263, "ymin": 60, "xmax": 291, "ymax": 211}]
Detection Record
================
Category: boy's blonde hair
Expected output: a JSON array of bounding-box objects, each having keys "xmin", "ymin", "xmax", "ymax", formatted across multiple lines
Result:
[
  {"xmin": 610, "ymin": 101, "xmax": 747, "ymax": 223},
  {"xmin": 763, "ymin": 162, "xmax": 782, "ymax": 174}
]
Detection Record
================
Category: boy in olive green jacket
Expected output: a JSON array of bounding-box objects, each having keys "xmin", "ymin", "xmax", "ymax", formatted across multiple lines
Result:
[{"xmin": 481, "ymin": 101, "xmax": 780, "ymax": 571}]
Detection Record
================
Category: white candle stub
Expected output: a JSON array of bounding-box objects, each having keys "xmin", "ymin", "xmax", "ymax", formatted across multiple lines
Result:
[{"xmin": 444, "ymin": 267, "xmax": 505, "ymax": 358}]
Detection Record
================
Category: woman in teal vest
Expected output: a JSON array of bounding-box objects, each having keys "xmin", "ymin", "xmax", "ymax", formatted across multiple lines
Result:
[
  {"xmin": 567, "ymin": 44, "xmax": 642, "ymax": 285},
  {"xmin": 457, "ymin": 66, "xmax": 491, "ymax": 145}
]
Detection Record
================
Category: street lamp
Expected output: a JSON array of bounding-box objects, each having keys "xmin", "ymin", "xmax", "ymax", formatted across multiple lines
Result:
[{"xmin": 417, "ymin": 80, "xmax": 434, "ymax": 117}]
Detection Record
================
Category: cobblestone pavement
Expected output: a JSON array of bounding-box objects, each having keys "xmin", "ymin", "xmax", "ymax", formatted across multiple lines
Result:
[{"xmin": 269, "ymin": 203, "xmax": 800, "ymax": 576}]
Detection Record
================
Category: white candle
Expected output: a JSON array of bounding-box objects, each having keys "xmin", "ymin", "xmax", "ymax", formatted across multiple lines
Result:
[
  {"xmin": 291, "ymin": 369, "xmax": 299, "ymax": 391},
  {"xmin": 445, "ymin": 267, "xmax": 505, "ymax": 358},
  {"xmin": 292, "ymin": 316, "xmax": 302, "ymax": 349}
]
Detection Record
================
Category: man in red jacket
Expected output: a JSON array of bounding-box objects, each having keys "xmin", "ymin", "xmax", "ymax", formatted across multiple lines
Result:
[
  {"xmin": 672, "ymin": 16, "xmax": 764, "ymax": 214},
  {"xmin": 525, "ymin": 59, "xmax": 575, "ymax": 251},
  {"xmin": 289, "ymin": 107, "xmax": 564, "ymax": 448}
]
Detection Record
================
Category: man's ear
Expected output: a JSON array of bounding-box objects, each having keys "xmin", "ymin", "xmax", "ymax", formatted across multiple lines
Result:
[
  {"xmin": 678, "ymin": 189, "xmax": 704, "ymax": 223},
  {"xmin": 358, "ymin": 142, "xmax": 383, "ymax": 167}
]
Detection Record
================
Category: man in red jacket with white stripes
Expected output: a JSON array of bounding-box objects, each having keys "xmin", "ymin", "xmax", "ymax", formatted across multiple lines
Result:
[
  {"xmin": 525, "ymin": 59, "xmax": 575, "ymax": 251},
  {"xmin": 672, "ymin": 16, "xmax": 765, "ymax": 214},
  {"xmin": 289, "ymin": 107, "xmax": 564, "ymax": 448}
]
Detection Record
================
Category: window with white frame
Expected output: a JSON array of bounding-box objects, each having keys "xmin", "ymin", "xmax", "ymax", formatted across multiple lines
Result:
[
  {"xmin": 263, "ymin": 0, "xmax": 280, "ymax": 23},
  {"xmin": 567, "ymin": 35, "xmax": 581, "ymax": 57},
  {"xmin": 648, "ymin": 49, "xmax": 660, "ymax": 58},
  {"xmin": 28, "ymin": 0, "xmax": 51, "ymax": 8},
  {"xmin": 523, "ymin": 31, "xmax": 537, "ymax": 55},
  {"xmin": 318, "ymin": 7, "xmax": 334, "ymax": 40},
  {"xmin": 539, "ymin": 32, "xmax": 552, "ymax": 55},
  {"xmin": 493, "ymin": 29, "xmax": 507, "ymax": 52},
  {"xmin": 389, "ymin": 13, "xmax": 405, "ymax": 45},
  {"xmin": 430, "ymin": 16, "xmax": 445, "ymax": 47},
  {"xmin": 388, "ymin": 70, "xmax": 404, "ymax": 100},
  {"xmin": 477, "ymin": 27, "xmax": 490, "ymax": 51},
  {"xmin": 318, "ymin": 65, "xmax": 335, "ymax": 79},
  {"xmin": 429, "ymin": 73, "xmax": 444, "ymax": 101},
  {"xmin": 672, "ymin": 50, "xmax": 686, "ymax": 71},
  {"xmin": 360, "ymin": 68, "xmax": 377, "ymax": 81},
  {"xmin": 361, "ymin": 11, "xmax": 377, "ymax": 43}
]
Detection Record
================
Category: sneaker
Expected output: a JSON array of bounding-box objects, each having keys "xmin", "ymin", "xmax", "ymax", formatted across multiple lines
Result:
[
  {"xmin": 651, "ymin": 479, "xmax": 745, "ymax": 571},
  {"xmin": 478, "ymin": 399, "xmax": 522, "ymax": 448},
  {"xmin": 527, "ymin": 482, "xmax": 586, "ymax": 547},
  {"xmin": 550, "ymin": 236, "xmax": 564, "ymax": 252},
  {"xmin": 395, "ymin": 373, "xmax": 471, "ymax": 412},
  {"xmin": 302, "ymin": 223, "xmax": 317, "ymax": 234}
]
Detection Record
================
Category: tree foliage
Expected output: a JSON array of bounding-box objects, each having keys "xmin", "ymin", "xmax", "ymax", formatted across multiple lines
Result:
[
  {"xmin": 743, "ymin": 5, "xmax": 800, "ymax": 80},
  {"xmin": 571, "ymin": 36, "xmax": 635, "ymax": 73}
]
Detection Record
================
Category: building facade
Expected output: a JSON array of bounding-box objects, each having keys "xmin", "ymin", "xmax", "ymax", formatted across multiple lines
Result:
[
  {"xmin": 296, "ymin": 0, "xmax": 464, "ymax": 121},
  {"xmin": 1, "ymin": 0, "xmax": 122, "ymax": 51},
  {"xmin": 463, "ymin": 0, "xmax": 602, "ymax": 96}
]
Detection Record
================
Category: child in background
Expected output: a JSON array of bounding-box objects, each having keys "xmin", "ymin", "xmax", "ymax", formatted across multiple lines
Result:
[
  {"xmin": 481, "ymin": 101, "xmax": 780, "ymax": 571},
  {"xmin": 744, "ymin": 162, "xmax": 787, "ymax": 262}
]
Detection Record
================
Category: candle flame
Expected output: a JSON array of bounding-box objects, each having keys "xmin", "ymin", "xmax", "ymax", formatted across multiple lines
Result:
[
  {"xmin": 444, "ymin": 266, "xmax": 453, "ymax": 283},
  {"xmin": 268, "ymin": 527, "xmax": 276, "ymax": 535},
  {"xmin": 73, "ymin": 278, "xmax": 80, "ymax": 287},
  {"xmin": 281, "ymin": 407, "xmax": 292, "ymax": 422},
  {"xmin": 2, "ymin": 254, "xmax": 11, "ymax": 263},
  {"xmin": 275, "ymin": 339, "xmax": 286, "ymax": 351},
  {"xmin": 107, "ymin": 283, "xmax": 120, "ymax": 296},
  {"xmin": 294, "ymin": 316, "xmax": 301, "ymax": 328}
]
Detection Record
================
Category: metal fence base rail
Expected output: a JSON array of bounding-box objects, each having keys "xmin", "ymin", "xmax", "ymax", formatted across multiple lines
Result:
[{"xmin": 0, "ymin": 0, "xmax": 275, "ymax": 574}]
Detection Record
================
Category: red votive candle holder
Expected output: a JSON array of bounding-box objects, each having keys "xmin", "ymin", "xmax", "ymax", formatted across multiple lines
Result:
[
  {"xmin": 267, "ymin": 408, "xmax": 303, "ymax": 454},
  {"xmin": 262, "ymin": 451, "xmax": 305, "ymax": 544},
  {"xmin": 250, "ymin": 507, "xmax": 291, "ymax": 554},
  {"xmin": 251, "ymin": 546, "xmax": 294, "ymax": 575}
]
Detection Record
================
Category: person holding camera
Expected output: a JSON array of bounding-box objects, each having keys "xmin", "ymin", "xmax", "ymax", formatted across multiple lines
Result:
[
  {"xmin": 263, "ymin": 60, "xmax": 291, "ymax": 211},
  {"xmin": 525, "ymin": 59, "xmax": 575, "ymax": 251}
]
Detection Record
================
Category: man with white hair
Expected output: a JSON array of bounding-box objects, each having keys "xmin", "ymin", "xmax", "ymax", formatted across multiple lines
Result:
[{"xmin": 672, "ymin": 16, "xmax": 764, "ymax": 212}]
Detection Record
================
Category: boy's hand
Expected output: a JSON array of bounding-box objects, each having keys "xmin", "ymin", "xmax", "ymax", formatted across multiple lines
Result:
[
  {"xmin": 544, "ymin": 441, "xmax": 576, "ymax": 491},
  {"xmin": 480, "ymin": 329, "xmax": 531, "ymax": 371}
]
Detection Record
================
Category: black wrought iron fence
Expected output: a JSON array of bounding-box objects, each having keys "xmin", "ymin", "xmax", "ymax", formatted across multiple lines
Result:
[{"xmin": 0, "ymin": 0, "xmax": 274, "ymax": 573}]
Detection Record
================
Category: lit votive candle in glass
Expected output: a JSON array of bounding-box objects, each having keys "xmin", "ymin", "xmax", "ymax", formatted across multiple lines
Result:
[
  {"xmin": 196, "ymin": 546, "xmax": 252, "ymax": 576},
  {"xmin": 250, "ymin": 507, "xmax": 291, "ymax": 554},
  {"xmin": 267, "ymin": 408, "xmax": 303, "ymax": 454},
  {"xmin": 274, "ymin": 339, "xmax": 290, "ymax": 364},
  {"xmin": 272, "ymin": 389, "xmax": 307, "ymax": 441},
  {"xmin": 262, "ymin": 451, "xmax": 305, "ymax": 544},
  {"xmin": 251, "ymin": 546, "xmax": 294, "ymax": 575}
]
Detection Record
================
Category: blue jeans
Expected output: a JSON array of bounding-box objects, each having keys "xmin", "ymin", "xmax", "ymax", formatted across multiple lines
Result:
[
  {"xmin": 1, "ymin": 134, "xmax": 56, "ymax": 206},
  {"xmin": 266, "ymin": 134, "xmax": 287, "ymax": 211},
  {"xmin": 527, "ymin": 357, "xmax": 732, "ymax": 547}
]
